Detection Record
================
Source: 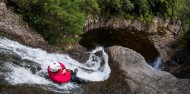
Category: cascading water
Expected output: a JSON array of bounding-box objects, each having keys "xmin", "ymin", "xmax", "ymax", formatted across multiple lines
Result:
[
  {"xmin": 149, "ymin": 56, "xmax": 163, "ymax": 70},
  {"xmin": 0, "ymin": 36, "xmax": 111, "ymax": 92}
]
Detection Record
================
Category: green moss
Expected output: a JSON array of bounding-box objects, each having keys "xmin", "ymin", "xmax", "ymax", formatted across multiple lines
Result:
[{"xmin": 65, "ymin": 37, "xmax": 75, "ymax": 44}]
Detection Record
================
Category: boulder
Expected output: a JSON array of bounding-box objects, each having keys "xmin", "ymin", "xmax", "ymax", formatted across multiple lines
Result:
[{"xmin": 107, "ymin": 46, "xmax": 190, "ymax": 94}]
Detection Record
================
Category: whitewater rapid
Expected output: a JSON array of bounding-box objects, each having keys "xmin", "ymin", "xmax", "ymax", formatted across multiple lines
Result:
[
  {"xmin": 148, "ymin": 56, "xmax": 163, "ymax": 71},
  {"xmin": 0, "ymin": 37, "xmax": 111, "ymax": 91}
]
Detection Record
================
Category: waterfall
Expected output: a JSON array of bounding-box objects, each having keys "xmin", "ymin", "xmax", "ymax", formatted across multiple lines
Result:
[
  {"xmin": 149, "ymin": 56, "xmax": 163, "ymax": 70},
  {"xmin": 0, "ymin": 36, "xmax": 111, "ymax": 91}
]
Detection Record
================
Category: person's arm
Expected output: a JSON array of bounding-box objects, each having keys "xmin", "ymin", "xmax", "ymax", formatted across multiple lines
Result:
[
  {"xmin": 62, "ymin": 68, "xmax": 66, "ymax": 74},
  {"xmin": 58, "ymin": 62, "xmax": 67, "ymax": 75},
  {"xmin": 59, "ymin": 62, "xmax": 65, "ymax": 68}
]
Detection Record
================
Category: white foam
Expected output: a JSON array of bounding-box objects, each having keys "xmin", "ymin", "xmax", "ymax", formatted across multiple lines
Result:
[
  {"xmin": 153, "ymin": 57, "xmax": 162, "ymax": 70},
  {"xmin": 5, "ymin": 63, "xmax": 50, "ymax": 84},
  {"xmin": 0, "ymin": 37, "xmax": 111, "ymax": 90}
]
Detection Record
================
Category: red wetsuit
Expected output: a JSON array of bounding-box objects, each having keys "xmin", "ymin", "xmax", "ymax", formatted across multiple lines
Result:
[{"xmin": 48, "ymin": 62, "xmax": 71, "ymax": 83}]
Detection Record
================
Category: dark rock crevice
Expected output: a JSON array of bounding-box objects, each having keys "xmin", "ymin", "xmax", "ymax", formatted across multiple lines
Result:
[{"xmin": 79, "ymin": 28, "xmax": 159, "ymax": 62}]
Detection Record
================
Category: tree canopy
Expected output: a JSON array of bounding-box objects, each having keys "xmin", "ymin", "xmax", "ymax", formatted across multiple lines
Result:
[
  {"xmin": 7, "ymin": 0, "xmax": 190, "ymax": 48},
  {"xmin": 81, "ymin": 0, "xmax": 178, "ymax": 20}
]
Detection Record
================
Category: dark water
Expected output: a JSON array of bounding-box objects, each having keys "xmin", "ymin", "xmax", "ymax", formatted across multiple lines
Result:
[{"xmin": 80, "ymin": 28, "xmax": 159, "ymax": 62}]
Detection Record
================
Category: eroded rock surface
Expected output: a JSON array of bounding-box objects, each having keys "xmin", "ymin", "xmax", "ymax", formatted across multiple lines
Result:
[
  {"xmin": 0, "ymin": 3, "xmax": 46, "ymax": 48},
  {"xmin": 107, "ymin": 46, "xmax": 190, "ymax": 94}
]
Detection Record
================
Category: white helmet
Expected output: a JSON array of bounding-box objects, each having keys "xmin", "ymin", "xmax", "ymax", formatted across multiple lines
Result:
[{"xmin": 49, "ymin": 62, "xmax": 61, "ymax": 72}]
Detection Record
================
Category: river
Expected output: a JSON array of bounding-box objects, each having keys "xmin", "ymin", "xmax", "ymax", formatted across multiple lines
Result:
[{"xmin": 0, "ymin": 36, "xmax": 110, "ymax": 93}]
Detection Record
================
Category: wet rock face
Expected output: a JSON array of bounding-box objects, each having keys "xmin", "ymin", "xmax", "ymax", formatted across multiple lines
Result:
[
  {"xmin": 107, "ymin": 46, "xmax": 190, "ymax": 94},
  {"xmin": 80, "ymin": 28, "xmax": 159, "ymax": 62},
  {"xmin": 166, "ymin": 47, "xmax": 190, "ymax": 78},
  {"xmin": 0, "ymin": 3, "xmax": 46, "ymax": 48},
  {"xmin": 0, "ymin": 3, "xmax": 64, "ymax": 53},
  {"xmin": 172, "ymin": 58, "xmax": 190, "ymax": 79},
  {"xmin": 66, "ymin": 43, "xmax": 89, "ymax": 63}
]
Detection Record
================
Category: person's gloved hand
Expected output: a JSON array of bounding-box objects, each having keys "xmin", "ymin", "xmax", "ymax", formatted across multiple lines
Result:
[{"xmin": 62, "ymin": 68, "xmax": 66, "ymax": 75}]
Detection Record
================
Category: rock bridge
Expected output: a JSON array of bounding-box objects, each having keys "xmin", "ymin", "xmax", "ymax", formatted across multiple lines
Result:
[{"xmin": 81, "ymin": 16, "xmax": 182, "ymax": 62}]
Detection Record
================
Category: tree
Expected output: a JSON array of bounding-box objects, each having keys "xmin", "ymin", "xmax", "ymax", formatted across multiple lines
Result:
[
  {"xmin": 8, "ymin": 0, "xmax": 86, "ymax": 47},
  {"xmin": 177, "ymin": 0, "xmax": 190, "ymax": 44}
]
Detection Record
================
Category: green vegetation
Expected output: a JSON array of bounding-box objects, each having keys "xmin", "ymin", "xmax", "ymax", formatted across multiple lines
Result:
[
  {"xmin": 6, "ymin": 0, "xmax": 190, "ymax": 49},
  {"xmin": 81, "ymin": 0, "xmax": 178, "ymax": 21},
  {"xmin": 177, "ymin": 0, "xmax": 190, "ymax": 45},
  {"xmin": 7, "ymin": 0, "xmax": 85, "ymax": 49}
]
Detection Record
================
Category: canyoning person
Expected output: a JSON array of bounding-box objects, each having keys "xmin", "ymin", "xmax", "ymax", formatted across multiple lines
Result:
[{"xmin": 47, "ymin": 61, "xmax": 81, "ymax": 83}]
